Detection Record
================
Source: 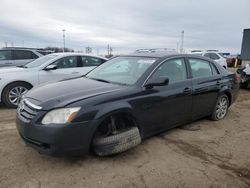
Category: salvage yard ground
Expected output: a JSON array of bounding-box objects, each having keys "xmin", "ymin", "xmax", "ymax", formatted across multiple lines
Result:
[{"xmin": 0, "ymin": 89, "xmax": 250, "ymax": 188}]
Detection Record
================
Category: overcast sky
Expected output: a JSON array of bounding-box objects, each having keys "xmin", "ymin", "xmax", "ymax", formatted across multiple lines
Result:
[{"xmin": 0, "ymin": 0, "xmax": 249, "ymax": 54}]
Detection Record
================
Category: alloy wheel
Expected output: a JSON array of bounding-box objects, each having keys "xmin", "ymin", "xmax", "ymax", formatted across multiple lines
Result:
[
  {"xmin": 8, "ymin": 86, "xmax": 28, "ymax": 106},
  {"xmin": 215, "ymin": 96, "xmax": 228, "ymax": 119}
]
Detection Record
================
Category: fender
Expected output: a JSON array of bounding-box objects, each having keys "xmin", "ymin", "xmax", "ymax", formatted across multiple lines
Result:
[
  {"xmin": 219, "ymin": 85, "xmax": 232, "ymax": 105},
  {"xmin": 94, "ymin": 101, "xmax": 134, "ymax": 120}
]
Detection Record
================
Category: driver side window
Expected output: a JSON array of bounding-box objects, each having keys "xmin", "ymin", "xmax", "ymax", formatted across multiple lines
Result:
[
  {"xmin": 52, "ymin": 56, "xmax": 77, "ymax": 69},
  {"xmin": 152, "ymin": 58, "xmax": 187, "ymax": 84}
]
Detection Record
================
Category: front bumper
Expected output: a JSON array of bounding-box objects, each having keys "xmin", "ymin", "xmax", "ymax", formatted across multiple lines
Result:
[{"xmin": 16, "ymin": 114, "xmax": 100, "ymax": 156}]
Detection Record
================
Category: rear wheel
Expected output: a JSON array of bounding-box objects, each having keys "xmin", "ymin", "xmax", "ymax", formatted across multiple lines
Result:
[
  {"xmin": 92, "ymin": 115, "xmax": 141, "ymax": 156},
  {"xmin": 210, "ymin": 94, "xmax": 229, "ymax": 121},
  {"xmin": 2, "ymin": 82, "xmax": 32, "ymax": 108}
]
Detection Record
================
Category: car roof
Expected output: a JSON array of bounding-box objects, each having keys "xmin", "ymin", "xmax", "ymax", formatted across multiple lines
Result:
[
  {"xmin": 126, "ymin": 52, "xmax": 180, "ymax": 58},
  {"xmin": 117, "ymin": 53, "xmax": 216, "ymax": 62},
  {"xmin": 49, "ymin": 52, "xmax": 108, "ymax": 60}
]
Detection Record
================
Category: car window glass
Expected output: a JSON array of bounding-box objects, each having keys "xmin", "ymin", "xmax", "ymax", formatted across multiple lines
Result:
[
  {"xmin": 0, "ymin": 50, "xmax": 11, "ymax": 60},
  {"xmin": 101, "ymin": 59, "xmax": 130, "ymax": 74},
  {"xmin": 189, "ymin": 59, "xmax": 213, "ymax": 78},
  {"xmin": 152, "ymin": 58, "xmax": 187, "ymax": 84},
  {"xmin": 204, "ymin": 53, "xmax": 210, "ymax": 58},
  {"xmin": 209, "ymin": 53, "xmax": 220, "ymax": 60},
  {"xmin": 211, "ymin": 63, "xmax": 219, "ymax": 75},
  {"xmin": 81, "ymin": 56, "xmax": 103, "ymax": 67},
  {"xmin": 53, "ymin": 56, "xmax": 77, "ymax": 69},
  {"xmin": 13, "ymin": 50, "xmax": 35, "ymax": 60},
  {"xmin": 87, "ymin": 56, "xmax": 156, "ymax": 85}
]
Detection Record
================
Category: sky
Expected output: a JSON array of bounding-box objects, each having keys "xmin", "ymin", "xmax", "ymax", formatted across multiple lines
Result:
[{"xmin": 0, "ymin": 0, "xmax": 249, "ymax": 54}]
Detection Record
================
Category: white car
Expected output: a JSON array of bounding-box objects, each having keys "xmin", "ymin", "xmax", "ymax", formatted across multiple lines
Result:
[
  {"xmin": 0, "ymin": 53, "xmax": 107, "ymax": 107},
  {"xmin": 191, "ymin": 50, "xmax": 227, "ymax": 69},
  {"xmin": 0, "ymin": 48, "xmax": 44, "ymax": 67}
]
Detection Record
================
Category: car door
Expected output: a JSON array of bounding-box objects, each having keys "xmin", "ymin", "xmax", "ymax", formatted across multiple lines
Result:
[
  {"xmin": 79, "ymin": 56, "xmax": 105, "ymax": 75},
  {"xmin": 38, "ymin": 56, "xmax": 82, "ymax": 84},
  {"xmin": 12, "ymin": 50, "xmax": 37, "ymax": 66},
  {"xmin": 0, "ymin": 50, "xmax": 12, "ymax": 67},
  {"xmin": 139, "ymin": 58, "xmax": 192, "ymax": 136},
  {"xmin": 188, "ymin": 58, "xmax": 222, "ymax": 120}
]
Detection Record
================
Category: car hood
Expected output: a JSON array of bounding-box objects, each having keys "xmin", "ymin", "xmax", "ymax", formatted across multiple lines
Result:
[
  {"xmin": 24, "ymin": 77, "xmax": 126, "ymax": 110},
  {"xmin": 0, "ymin": 67, "xmax": 28, "ymax": 74},
  {"xmin": 243, "ymin": 66, "xmax": 250, "ymax": 74}
]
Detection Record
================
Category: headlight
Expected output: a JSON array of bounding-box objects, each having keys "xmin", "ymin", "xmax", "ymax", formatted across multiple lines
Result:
[{"xmin": 41, "ymin": 107, "xmax": 81, "ymax": 125}]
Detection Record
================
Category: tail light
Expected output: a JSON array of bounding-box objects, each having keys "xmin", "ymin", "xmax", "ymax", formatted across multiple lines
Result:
[{"xmin": 234, "ymin": 74, "xmax": 241, "ymax": 83}]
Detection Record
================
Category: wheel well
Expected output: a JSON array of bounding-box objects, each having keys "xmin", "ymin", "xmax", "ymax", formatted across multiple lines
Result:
[
  {"xmin": 1, "ymin": 81, "xmax": 33, "ymax": 99},
  {"xmin": 94, "ymin": 112, "xmax": 140, "ymax": 136},
  {"xmin": 224, "ymin": 92, "xmax": 232, "ymax": 106}
]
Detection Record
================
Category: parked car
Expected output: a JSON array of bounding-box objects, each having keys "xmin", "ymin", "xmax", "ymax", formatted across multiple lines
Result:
[
  {"xmin": 237, "ymin": 63, "xmax": 250, "ymax": 88},
  {"xmin": 0, "ymin": 48, "xmax": 43, "ymax": 67},
  {"xmin": 191, "ymin": 50, "xmax": 228, "ymax": 69},
  {"xmin": 16, "ymin": 53, "xmax": 240, "ymax": 156},
  {"xmin": 0, "ymin": 53, "xmax": 107, "ymax": 107}
]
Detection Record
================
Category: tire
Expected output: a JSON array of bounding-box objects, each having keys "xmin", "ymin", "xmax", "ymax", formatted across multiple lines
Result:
[
  {"xmin": 2, "ymin": 82, "xmax": 32, "ymax": 108},
  {"xmin": 240, "ymin": 82, "xmax": 249, "ymax": 89},
  {"xmin": 210, "ymin": 94, "xmax": 229, "ymax": 121},
  {"xmin": 93, "ymin": 127, "xmax": 141, "ymax": 156}
]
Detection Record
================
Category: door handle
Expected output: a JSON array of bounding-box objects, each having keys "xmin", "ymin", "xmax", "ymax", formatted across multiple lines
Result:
[
  {"xmin": 71, "ymin": 72, "xmax": 79, "ymax": 74},
  {"xmin": 216, "ymin": 81, "xmax": 221, "ymax": 86},
  {"xmin": 183, "ymin": 87, "xmax": 191, "ymax": 94}
]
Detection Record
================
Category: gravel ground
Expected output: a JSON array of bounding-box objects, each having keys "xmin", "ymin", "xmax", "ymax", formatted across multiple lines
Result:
[{"xmin": 0, "ymin": 89, "xmax": 250, "ymax": 188}]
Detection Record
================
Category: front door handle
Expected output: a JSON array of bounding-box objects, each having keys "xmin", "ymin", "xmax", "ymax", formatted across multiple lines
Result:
[
  {"xmin": 183, "ymin": 87, "xmax": 191, "ymax": 94},
  {"xmin": 71, "ymin": 72, "xmax": 79, "ymax": 74}
]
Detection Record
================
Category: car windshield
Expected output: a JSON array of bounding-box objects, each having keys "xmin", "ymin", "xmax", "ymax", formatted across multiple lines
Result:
[
  {"xmin": 86, "ymin": 56, "xmax": 157, "ymax": 85},
  {"xmin": 25, "ymin": 54, "xmax": 58, "ymax": 68}
]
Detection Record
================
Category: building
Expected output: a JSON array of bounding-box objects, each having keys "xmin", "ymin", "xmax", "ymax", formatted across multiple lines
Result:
[{"xmin": 241, "ymin": 29, "xmax": 250, "ymax": 66}]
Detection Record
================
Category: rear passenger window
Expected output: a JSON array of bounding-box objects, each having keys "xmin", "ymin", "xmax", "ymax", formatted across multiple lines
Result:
[
  {"xmin": 13, "ymin": 50, "xmax": 36, "ymax": 60},
  {"xmin": 81, "ymin": 56, "xmax": 103, "ymax": 67},
  {"xmin": 189, "ymin": 59, "xmax": 213, "ymax": 78},
  {"xmin": 209, "ymin": 53, "xmax": 220, "ymax": 60},
  {"xmin": 0, "ymin": 50, "xmax": 11, "ymax": 60},
  {"xmin": 211, "ymin": 63, "xmax": 219, "ymax": 75}
]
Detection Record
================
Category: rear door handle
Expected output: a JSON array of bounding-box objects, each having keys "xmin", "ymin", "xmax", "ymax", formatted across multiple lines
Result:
[
  {"xmin": 183, "ymin": 87, "xmax": 191, "ymax": 94},
  {"xmin": 216, "ymin": 81, "xmax": 221, "ymax": 86},
  {"xmin": 71, "ymin": 72, "xmax": 79, "ymax": 74}
]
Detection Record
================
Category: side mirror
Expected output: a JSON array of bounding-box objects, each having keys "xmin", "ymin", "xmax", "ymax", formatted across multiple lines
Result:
[
  {"xmin": 144, "ymin": 77, "xmax": 169, "ymax": 88},
  {"xmin": 44, "ymin": 64, "xmax": 57, "ymax": 71}
]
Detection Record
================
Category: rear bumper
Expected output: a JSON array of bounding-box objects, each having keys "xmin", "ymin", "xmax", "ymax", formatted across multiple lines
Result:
[
  {"xmin": 16, "ymin": 114, "xmax": 100, "ymax": 156},
  {"xmin": 237, "ymin": 68, "xmax": 250, "ymax": 83}
]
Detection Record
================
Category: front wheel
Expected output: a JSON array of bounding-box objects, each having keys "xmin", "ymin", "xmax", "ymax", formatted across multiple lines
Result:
[
  {"xmin": 210, "ymin": 94, "xmax": 229, "ymax": 121},
  {"xmin": 2, "ymin": 82, "xmax": 32, "ymax": 108}
]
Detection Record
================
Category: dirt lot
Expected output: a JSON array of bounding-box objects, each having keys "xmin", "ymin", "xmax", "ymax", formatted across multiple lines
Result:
[{"xmin": 0, "ymin": 89, "xmax": 250, "ymax": 188}]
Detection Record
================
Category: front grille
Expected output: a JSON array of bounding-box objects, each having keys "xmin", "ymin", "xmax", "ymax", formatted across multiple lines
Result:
[{"xmin": 17, "ymin": 99, "xmax": 41, "ymax": 123}]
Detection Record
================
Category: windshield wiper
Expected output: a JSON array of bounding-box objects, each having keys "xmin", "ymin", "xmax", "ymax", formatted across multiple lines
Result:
[
  {"xmin": 88, "ymin": 77, "xmax": 111, "ymax": 83},
  {"xmin": 16, "ymin": 65, "xmax": 27, "ymax": 68}
]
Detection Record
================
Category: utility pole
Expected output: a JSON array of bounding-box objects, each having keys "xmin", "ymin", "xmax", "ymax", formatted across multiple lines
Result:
[
  {"xmin": 180, "ymin": 30, "xmax": 184, "ymax": 53},
  {"xmin": 107, "ymin": 44, "xmax": 110, "ymax": 56},
  {"xmin": 62, "ymin": 29, "xmax": 66, "ymax": 52}
]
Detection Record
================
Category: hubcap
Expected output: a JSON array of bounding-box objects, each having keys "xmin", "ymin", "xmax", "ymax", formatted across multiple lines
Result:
[
  {"xmin": 215, "ymin": 97, "xmax": 228, "ymax": 119},
  {"xmin": 8, "ymin": 86, "xmax": 28, "ymax": 106}
]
